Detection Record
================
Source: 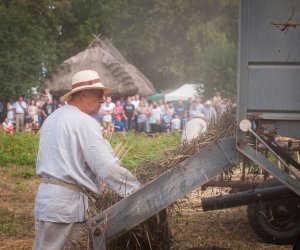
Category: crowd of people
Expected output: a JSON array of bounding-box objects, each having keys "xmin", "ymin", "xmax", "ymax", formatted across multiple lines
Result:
[
  {"xmin": 0, "ymin": 89, "xmax": 233, "ymax": 137},
  {"xmin": 0, "ymin": 88, "xmax": 62, "ymax": 134},
  {"xmin": 90, "ymin": 91, "xmax": 232, "ymax": 137}
]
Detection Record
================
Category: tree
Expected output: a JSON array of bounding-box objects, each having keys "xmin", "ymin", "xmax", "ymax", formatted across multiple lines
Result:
[
  {"xmin": 0, "ymin": 0, "xmax": 71, "ymax": 100},
  {"xmin": 0, "ymin": 0, "xmax": 239, "ymax": 101},
  {"xmin": 109, "ymin": 0, "xmax": 238, "ymax": 98}
]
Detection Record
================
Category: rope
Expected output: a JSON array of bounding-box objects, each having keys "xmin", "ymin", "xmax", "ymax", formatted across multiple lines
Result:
[{"xmin": 40, "ymin": 176, "xmax": 101, "ymax": 218}]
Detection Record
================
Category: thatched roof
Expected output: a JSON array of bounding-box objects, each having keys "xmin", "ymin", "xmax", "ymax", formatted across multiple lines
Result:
[{"xmin": 45, "ymin": 38, "xmax": 156, "ymax": 97}]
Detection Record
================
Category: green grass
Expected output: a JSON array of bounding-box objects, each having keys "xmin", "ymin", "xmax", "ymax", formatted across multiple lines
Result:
[
  {"xmin": 0, "ymin": 131, "xmax": 180, "ymax": 169},
  {"xmin": 109, "ymin": 131, "xmax": 181, "ymax": 169},
  {"xmin": 0, "ymin": 210, "xmax": 19, "ymax": 234},
  {"xmin": 0, "ymin": 132, "xmax": 39, "ymax": 165}
]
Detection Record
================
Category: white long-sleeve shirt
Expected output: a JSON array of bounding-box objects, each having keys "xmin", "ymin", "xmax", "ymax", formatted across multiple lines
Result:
[{"xmin": 35, "ymin": 104, "xmax": 140, "ymax": 223}]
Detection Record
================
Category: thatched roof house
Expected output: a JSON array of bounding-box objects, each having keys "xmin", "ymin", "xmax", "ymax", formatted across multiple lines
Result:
[{"xmin": 45, "ymin": 38, "xmax": 156, "ymax": 98}]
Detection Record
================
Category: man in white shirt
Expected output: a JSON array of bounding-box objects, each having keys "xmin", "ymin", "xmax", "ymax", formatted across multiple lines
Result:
[
  {"xmin": 202, "ymin": 100, "xmax": 217, "ymax": 125},
  {"xmin": 33, "ymin": 70, "xmax": 140, "ymax": 249},
  {"xmin": 14, "ymin": 96, "xmax": 27, "ymax": 132},
  {"xmin": 131, "ymin": 94, "xmax": 140, "ymax": 131},
  {"xmin": 131, "ymin": 94, "xmax": 140, "ymax": 109},
  {"xmin": 181, "ymin": 117, "xmax": 207, "ymax": 142},
  {"xmin": 100, "ymin": 96, "xmax": 115, "ymax": 135}
]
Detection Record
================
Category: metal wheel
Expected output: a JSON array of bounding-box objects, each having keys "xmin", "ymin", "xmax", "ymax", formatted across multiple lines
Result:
[{"xmin": 247, "ymin": 179, "xmax": 300, "ymax": 245}]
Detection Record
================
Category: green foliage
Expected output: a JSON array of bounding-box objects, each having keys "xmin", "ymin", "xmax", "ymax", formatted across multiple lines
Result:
[
  {"xmin": 57, "ymin": 0, "xmax": 130, "ymax": 59},
  {"xmin": 0, "ymin": 132, "xmax": 39, "ymax": 165},
  {"xmin": 0, "ymin": 0, "xmax": 238, "ymax": 101},
  {"xmin": 0, "ymin": 0, "xmax": 71, "ymax": 100},
  {"xmin": 110, "ymin": 0, "xmax": 238, "ymax": 97}
]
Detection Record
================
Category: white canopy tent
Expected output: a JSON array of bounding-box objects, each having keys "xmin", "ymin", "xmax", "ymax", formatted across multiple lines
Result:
[{"xmin": 164, "ymin": 84, "xmax": 199, "ymax": 102}]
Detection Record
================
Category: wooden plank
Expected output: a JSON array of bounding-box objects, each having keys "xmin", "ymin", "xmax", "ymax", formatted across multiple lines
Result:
[{"xmin": 88, "ymin": 138, "xmax": 238, "ymax": 246}]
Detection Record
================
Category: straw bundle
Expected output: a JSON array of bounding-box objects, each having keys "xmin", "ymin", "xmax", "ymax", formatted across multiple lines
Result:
[{"xmin": 79, "ymin": 110, "xmax": 236, "ymax": 249}]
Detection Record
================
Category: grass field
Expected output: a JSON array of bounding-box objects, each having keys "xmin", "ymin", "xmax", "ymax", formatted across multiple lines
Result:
[{"xmin": 0, "ymin": 131, "xmax": 180, "ymax": 249}]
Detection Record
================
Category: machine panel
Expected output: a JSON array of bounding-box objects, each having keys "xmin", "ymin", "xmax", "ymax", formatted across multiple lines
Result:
[{"xmin": 237, "ymin": 0, "xmax": 300, "ymax": 139}]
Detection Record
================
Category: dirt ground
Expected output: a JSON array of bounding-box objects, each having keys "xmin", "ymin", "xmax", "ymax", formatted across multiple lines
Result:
[
  {"xmin": 169, "ymin": 188, "xmax": 292, "ymax": 250},
  {"xmin": 0, "ymin": 166, "xmax": 293, "ymax": 250}
]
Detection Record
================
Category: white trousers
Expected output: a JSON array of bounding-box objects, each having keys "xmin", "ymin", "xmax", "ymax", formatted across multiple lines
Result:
[{"xmin": 32, "ymin": 220, "xmax": 88, "ymax": 250}]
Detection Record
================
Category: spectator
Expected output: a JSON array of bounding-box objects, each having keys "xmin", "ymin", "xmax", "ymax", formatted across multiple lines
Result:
[
  {"xmin": 95, "ymin": 97, "xmax": 105, "ymax": 125},
  {"xmin": 2, "ymin": 117, "xmax": 14, "ymax": 134},
  {"xmin": 189, "ymin": 102, "xmax": 204, "ymax": 119},
  {"xmin": 101, "ymin": 97, "xmax": 115, "ymax": 136},
  {"xmin": 6, "ymin": 100, "xmax": 14, "ymax": 124},
  {"xmin": 41, "ymin": 98, "xmax": 54, "ymax": 123},
  {"xmin": 52, "ymin": 99, "xmax": 60, "ymax": 110},
  {"xmin": 25, "ymin": 98, "xmax": 31, "ymax": 108},
  {"xmin": 148, "ymin": 101, "xmax": 163, "ymax": 136},
  {"xmin": 131, "ymin": 94, "xmax": 140, "ymax": 109},
  {"xmin": 35, "ymin": 95, "xmax": 44, "ymax": 126},
  {"xmin": 113, "ymin": 116, "xmax": 125, "ymax": 133},
  {"xmin": 113, "ymin": 99, "xmax": 124, "ymax": 121},
  {"xmin": 166, "ymin": 101, "xmax": 175, "ymax": 117},
  {"xmin": 120, "ymin": 96, "xmax": 126, "ymax": 106},
  {"xmin": 14, "ymin": 96, "xmax": 27, "ymax": 132},
  {"xmin": 158, "ymin": 99, "xmax": 165, "ymax": 114},
  {"xmin": 32, "ymin": 121, "xmax": 40, "ymax": 135},
  {"xmin": 171, "ymin": 114, "xmax": 181, "ymax": 132},
  {"xmin": 186, "ymin": 97, "xmax": 194, "ymax": 111},
  {"xmin": 202, "ymin": 100, "xmax": 217, "ymax": 125},
  {"xmin": 123, "ymin": 96, "xmax": 136, "ymax": 131},
  {"xmin": 24, "ymin": 122, "xmax": 32, "ymax": 132},
  {"xmin": 145, "ymin": 100, "xmax": 153, "ymax": 133},
  {"xmin": 195, "ymin": 97, "xmax": 204, "ymax": 111},
  {"xmin": 212, "ymin": 91, "xmax": 222, "ymax": 107},
  {"xmin": 28, "ymin": 99, "xmax": 38, "ymax": 124},
  {"xmin": 162, "ymin": 112, "xmax": 172, "ymax": 132},
  {"xmin": 43, "ymin": 87, "xmax": 53, "ymax": 103},
  {"xmin": 174, "ymin": 99, "xmax": 186, "ymax": 119},
  {"xmin": 132, "ymin": 94, "xmax": 140, "ymax": 130},
  {"xmin": 136, "ymin": 98, "xmax": 149, "ymax": 133},
  {"xmin": 214, "ymin": 99, "xmax": 227, "ymax": 120},
  {"xmin": 182, "ymin": 111, "xmax": 189, "ymax": 129}
]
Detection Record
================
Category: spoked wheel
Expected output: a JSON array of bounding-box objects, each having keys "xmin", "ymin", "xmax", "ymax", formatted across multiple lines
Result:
[{"xmin": 247, "ymin": 179, "xmax": 300, "ymax": 245}]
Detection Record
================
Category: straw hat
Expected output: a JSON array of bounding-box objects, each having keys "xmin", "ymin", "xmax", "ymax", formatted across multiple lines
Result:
[
  {"xmin": 61, "ymin": 70, "xmax": 112, "ymax": 102},
  {"xmin": 205, "ymin": 100, "xmax": 212, "ymax": 105}
]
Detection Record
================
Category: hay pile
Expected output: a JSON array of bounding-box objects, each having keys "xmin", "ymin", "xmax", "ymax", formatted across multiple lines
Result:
[
  {"xmin": 134, "ymin": 111, "xmax": 236, "ymax": 183},
  {"xmin": 87, "ymin": 111, "xmax": 236, "ymax": 250}
]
